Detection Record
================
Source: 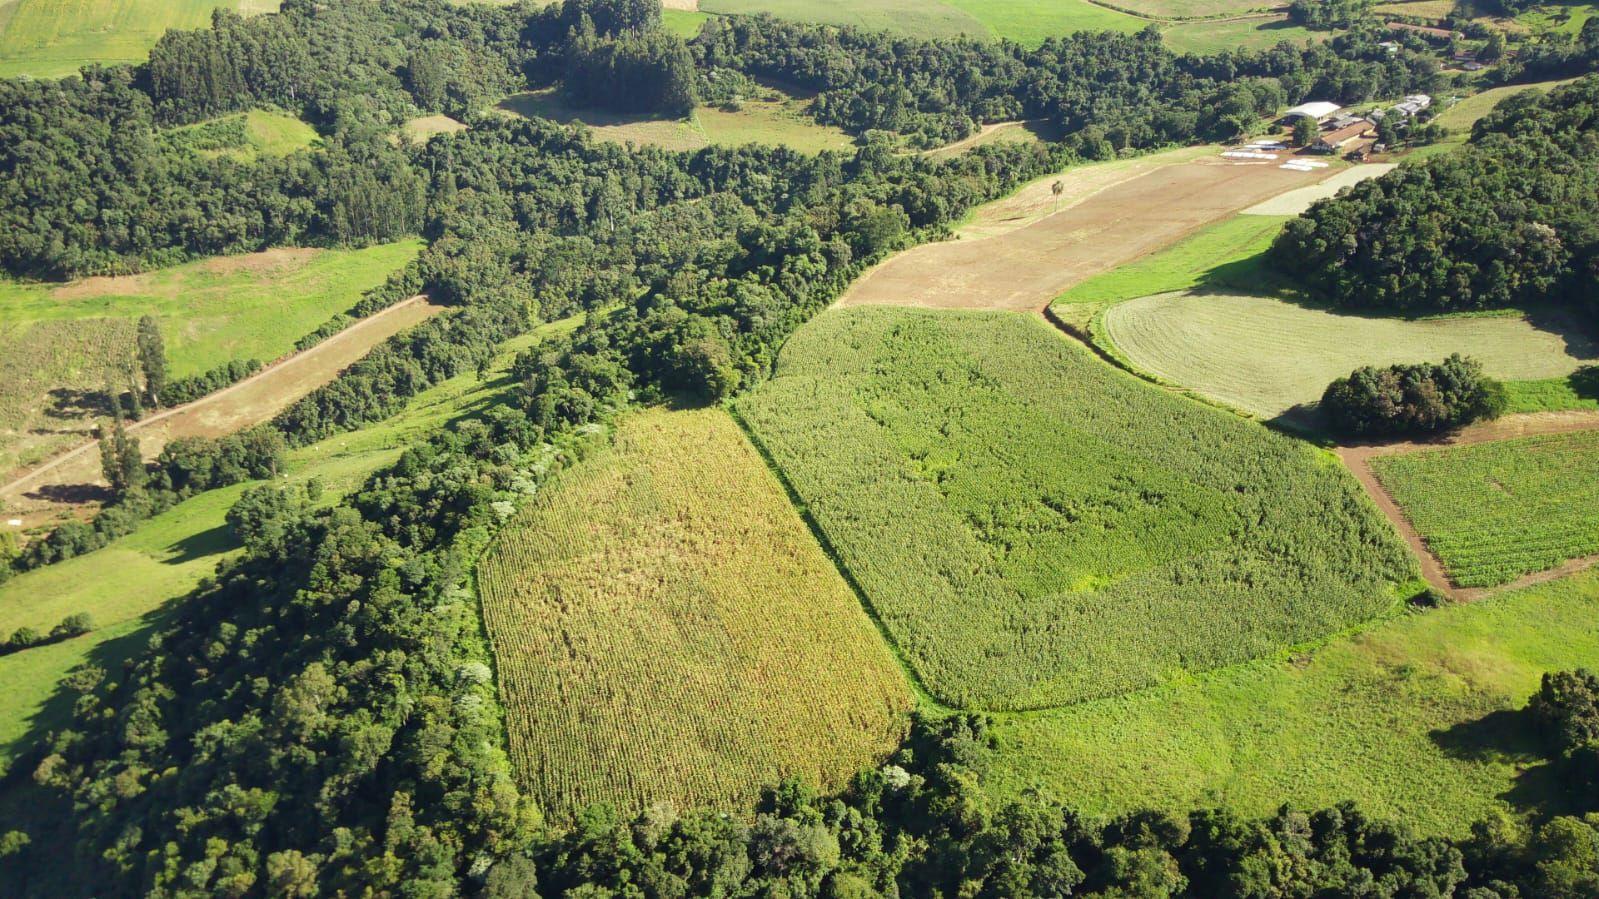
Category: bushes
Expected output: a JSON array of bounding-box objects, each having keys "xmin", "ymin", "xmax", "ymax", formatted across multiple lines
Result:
[
  {"xmin": 1320, "ymin": 354, "xmax": 1507, "ymax": 437},
  {"xmin": 1, "ymin": 612, "xmax": 94, "ymax": 656},
  {"xmin": 1532, "ymin": 670, "xmax": 1599, "ymax": 755},
  {"xmin": 157, "ymin": 358, "xmax": 263, "ymax": 406}
]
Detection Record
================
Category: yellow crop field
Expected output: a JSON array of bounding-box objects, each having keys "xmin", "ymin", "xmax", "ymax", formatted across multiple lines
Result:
[{"xmin": 477, "ymin": 407, "xmax": 911, "ymax": 817}]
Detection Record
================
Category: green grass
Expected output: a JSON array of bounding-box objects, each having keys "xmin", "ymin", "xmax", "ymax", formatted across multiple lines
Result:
[
  {"xmin": 0, "ymin": 240, "xmax": 420, "ymax": 379},
  {"xmin": 166, "ymin": 109, "xmax": 320, "ymax": 161},
  {"xmin": 987, "ymin": 570, "xmax": 1599, "ymax": 838},
  {"xmin": 1158, "ymin": 16, "xmax": 1322, "ymax": 53},
  {"xmin": 1504, "ymin": 370, "xmax": 1599, "ymax": 413},
  {"xmin": 1517, "ymin": 1, "xmax": 1599, "ymax": 34},
  {"xmin": 1372, "ymin": 431, "xmax": 1599, "ymax": 588},
  {"xmin": 1052, "ymin": 213, "xmax": 1290, "ymax": 308},
  {"xmin": 479, "ymin": 407, "xmax": 911, "ymax": 817},
  {"xmin": 0, "ymin": 0, "xmax": 280, "ymax": 79},
  {"xmin": 737, "ymin": 307, "xmax": 1416, "ymax": 711},
  {"xmin": 0, "ymin": 315, "xmax": 581, "ymax": 774},
  {"xmin": 663, "ymin": 8, "xmax": 711, "ymax": 37},
  {"xmin": 944, "ymin": 0, "xmax": 1146, "ymax": 43},
  {"xmin": 498, "ymin": 86, "xmax": 854, "ymax": 153},
  {"xmin": 699, "ymin": 0, "xmax": 989, "ymax": 39},
  {"xmin": 1406, "ymin": 78, "xmax": 1583, "ymax": 159}
]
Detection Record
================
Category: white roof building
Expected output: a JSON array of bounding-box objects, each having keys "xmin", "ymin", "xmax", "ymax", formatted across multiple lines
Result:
[{"xmin": 1283, "ymin": 101, "xmax": 1341, "ymax": 121}]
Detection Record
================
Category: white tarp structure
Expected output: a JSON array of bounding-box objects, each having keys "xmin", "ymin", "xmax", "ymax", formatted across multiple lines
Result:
[{"xmin": 1283, "ymin": 101, "xmax": 1340, "ymax": 121}]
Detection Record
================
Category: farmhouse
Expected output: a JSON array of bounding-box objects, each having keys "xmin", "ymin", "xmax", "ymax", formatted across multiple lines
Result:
[
  {"xmin": 1315, "ymin": 121, "xmax": 1372, "ymax": 152},
  {"xmin": 1388, "ymin": 94, "xmax": 1433, "ymax": 117},
  {"xmin": 1282, "ymin": 101, "xmax": 1341, "ymax": 124}
]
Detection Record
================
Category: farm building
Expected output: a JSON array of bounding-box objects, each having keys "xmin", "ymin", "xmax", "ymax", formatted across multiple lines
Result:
[
  {"xmin": 1282, "ymin": 101, "xmax": 1341, "ymax": 124},
  {"xmin": 1388, "ymin": 94, "xmax": 1433, "ymax": 117},
  {"xmin": 1315, "ymin": 121, "xmax": 1372, "ymax": 152}
]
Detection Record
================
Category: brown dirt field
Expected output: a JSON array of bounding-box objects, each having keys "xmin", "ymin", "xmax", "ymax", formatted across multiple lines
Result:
[
  {"xmin": 0, "ymin": 295, "xmax": 443, "ymax": 529},
  {"xmin": 837, "ymin": 154, "xmax": 1332, "ymax": 312},
  {"xmin": 1333, "ymin": 410, "xmax": 1599, "ymax": 601},
  {"xmin": 662, "ymin": 0, "xmax": 699, "ymax": 8}
]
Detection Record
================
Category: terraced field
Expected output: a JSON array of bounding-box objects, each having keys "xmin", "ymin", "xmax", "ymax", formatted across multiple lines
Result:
[
  {"xmin": 477, "ymin": 407, "xmax": 911, "ymax": 817},
  {"xmin": 738, "ymin": 308, "xmax": 1415, "ymax": 710},
  {"xmin": 1371, "ymin": 430, "xmax": 1599, "ymax": 588},
  {"xmin": 1100, "ymin": 292, "xmax": 1598, "ymax": 420}
]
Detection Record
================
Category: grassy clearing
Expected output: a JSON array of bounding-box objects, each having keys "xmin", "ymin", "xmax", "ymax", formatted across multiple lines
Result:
[
  {"xmin": 1158, "ymin": 15, "xmax": 1322, "ymax": 53},
  {"xmin": 401, "ymin": 114, "xmax": 469, "ymax": 144},
  {"xmin": 166, "ymin": 109, "xmax": 320, "ymax": 161},
  {"xmin": 987, "ymin": 570, "xmax": 1599, "ymax": 838},
  {"xmin": 1100, "ymin": 292, "xmax": 1597, "ymax": 420},
  {"xmin": 0, "ymin": 316, "xmax": 582, "ymax": 774},
  {"xmin": 700, "ymin": 0, "xmax": 988, "ymax": 39},
  {"xmin": 478, "ymin": 407, "xmax": 911, "ymax": 817},
  {"xmin": 1517, "ymin": 1, "xmax": 1599, "ymax": 34},
  {"xmin": 0, "ymin": 0, "xmax": 280, "ymax": 79},
  {"xmin": 1051, "ymin": 213, "xmax": 1290, "ymax": 307},
  {"xmin": 1372, "ymin": 431, "xmax": 1599, "ymax": 588},
  {"xmin": 663, "ymin": 8, "xmax": 711, "ymax": 36},
  {"xmin": 738, "ymin": 308, "xmax": 1415, "ymax": 711},
  {"xmin": 944, "ymin": 0, "xmax": 1145, "ymax": 43},
  {"xmin": 498, "ymin": 86, "xmax": 854, "ymax": 153},
  {"xmin": 1504, "ymin": 371, "xmax": 1599, "ymax": 413},
  {"xmin": 1123, "ymin": 0, "xmax": 1290, "ymax": 15}
]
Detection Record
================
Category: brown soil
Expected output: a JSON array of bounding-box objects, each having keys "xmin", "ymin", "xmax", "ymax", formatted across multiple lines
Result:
[
  {"xmin": 837, "ymin": 156, "xmax": 1333, "ymax": 312},
  {"xmin": 48, "ymin": 248, "xmax": 322, "ymax": 301},
  {"xmin": 1333, "ymin": 410, "xmax": 1599, "ymax": 601},
  {"xmin": 0, "ymin": 295, "xmax": 444, "ymax": 530}
]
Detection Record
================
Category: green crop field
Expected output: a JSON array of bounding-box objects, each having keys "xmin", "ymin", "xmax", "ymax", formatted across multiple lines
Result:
[
  {"xmin": 987, "ymin": 570, "xmax": 1599, "ymax": 838},
  {"xmin": 737, "ymin": 308, "xmax": 1415, "ymax": 711},
  {"xmin": 477, "ymin": 407, "xmax": 911, "ymax": 817},
  {"xmin": 0, "ymin": 315, "xmax": 582, "ymax": 775},
  {"xmin": 498, "ymin": 86, "xmax": 854, "ymax": 153},
  {"xmin": 1100, "ymin": 292, "xmax": 1598, "ymax": 420},
  {"xmin": 165, "ymin": 108, "xmax": 320, "ymax": 161},
  {"xmin": 0, "ymin": 0, "xmax": 280, "ymax": 79},
  {"xmin": 1052, "ymin": 213, "xmax": 1291, "ymax": 309},
  {"xmin": 1372, "ymin": 431, "xmax": 1599, "ymax": 588}
]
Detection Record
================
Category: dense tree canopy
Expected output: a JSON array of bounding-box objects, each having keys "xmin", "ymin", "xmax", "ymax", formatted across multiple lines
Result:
[{"xmin": 1320, "ymin": 354, "xmax": 1507, "ymax": 436}]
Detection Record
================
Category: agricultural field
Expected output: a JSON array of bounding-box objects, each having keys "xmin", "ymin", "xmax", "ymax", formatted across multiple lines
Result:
[
  {"xmin": 0, "ymin": 0, "xmax": 280, "ymax": 79},
  {"xmin": 1371, "ymin": 430, "xmax": 1599, "ymax": 588},
  {"xmin": 497, "ymin": 86, "xmax": 854, "ymax": 153},
  {"xmin": 1100, "ymin": 292, "xmax": 1598, "ymax": 420},
  {"xmin": 1504, "ymin": 370, "xmax": 1599, "ymax": 413},
  {"xmin": 841, "ymin": 153, "xmax": 1325, "ymax": 311},
  {"xmin": 1240, "ymin": 163, "xmax": 1393, "ymax": 216},
  {"xmin": 476, "ymin": 407, "xmax": 911, "ymax": 817},
  {"xmin": 0, "ymin": 315, "xmax": 583, "ymax": 776},
  {"xmin": 1158, "ymin": 15, "xmax": 1321, "ymax": 53},
  {"xmin": 1049, "ymin": 212, "xmax": 1290, "ymax": 309},
  {"xmin": 737, "ymin": 308, "xmax": 1415, "ymax": 711},
  {"xmin": 986, "ymin": 570, "xmax": 1599, "ymax": 838},
  {"xmin": 164, "ymin": 108, "xmax": 320, "ymax": 161},
  {"xmin": 0, "ymin": 241, "xmax": 420, "ymax": 479}
]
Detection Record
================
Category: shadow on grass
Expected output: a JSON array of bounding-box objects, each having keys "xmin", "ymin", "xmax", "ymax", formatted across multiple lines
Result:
[
  {"xmin": 1430, "ymin": 707, "xmax": 1589, "ymax": 820},
  {"xmin": 164, "ymin": 521, "xmax": 235, "ymax": 564},
  {"xmin": 497, "ymin": 88, "xmax": 683, "ymax": 129}
]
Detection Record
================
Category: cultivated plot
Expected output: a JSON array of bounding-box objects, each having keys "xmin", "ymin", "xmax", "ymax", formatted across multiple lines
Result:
[
  {"xmin": 477, "ymin": 407, "xmax": 911, "ymax": 817},
  {"xmin": 0, "ymin": 0, "xmax": 280, "ymax": 78},
  {"xmin": 838, "ymin": 155, "xmax": 1327, "ymax": 312},
  {"xmin": 987, "ymin": 570, "xmax": 1599, "ymax": 838},
  {"xmin": 1371, "ymin": 430, "xmax": 1599, "ymax": 588},
  {"xmin": 738, "ymin": 308, "xmax": 1415, "ymax": 710},
  {"xmin": 1101, "ymin": 292, "xmax": 1598, "ymax": 420}
]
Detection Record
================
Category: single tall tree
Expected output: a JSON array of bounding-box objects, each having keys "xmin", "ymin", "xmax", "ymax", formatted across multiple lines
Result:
[
  {"xmin": 98, "ymin": 417, "xmax": 145, "ymax": 495},
  {"xmin": 136, "ymin": 315, "xmax": 167, "ymax": 406}
]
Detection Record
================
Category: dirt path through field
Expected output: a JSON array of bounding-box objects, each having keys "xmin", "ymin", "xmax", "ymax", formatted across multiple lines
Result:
[
  {"xmin": 0, "ymin": 295, "xmax": 444, "ymax": 529},
  {"xmin": 838, "ymin": 154, "xmax": 1333, "ymax": 312},
  {"xmin": 1333, "ymin": 410, "xmax": 1599, "ymax": 600}
]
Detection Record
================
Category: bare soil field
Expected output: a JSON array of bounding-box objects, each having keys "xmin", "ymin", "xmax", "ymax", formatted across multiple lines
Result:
[
  {"xmin": 838, "ymin": 154, "xmax": 1331, "ymax": 312},
  {"xmin": 1241, "ymin": 163, "xmax": 1394, "ymax": 216},
  {"xmin": 0, "ymin": 296, "xmax": 443, "ymax": 529}
]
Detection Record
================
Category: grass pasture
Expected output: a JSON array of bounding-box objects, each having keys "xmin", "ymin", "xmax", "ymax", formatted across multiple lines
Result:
[
  {"xmin": 166, "ymin": 109, "xmax": 320, "ymax": 161},
  {"xmin": 1100, "ymin": 292, "xmax": 1598, "ymax": 420},
  {"xmin": 0, "ymin": 315, "xmax": 583, "ymax": 774},
  {"xmin": 1371, "ymin": 431, "xmax": 1599, "ymax": 588},
  {"xmin": 1158, "ymin": 16, "xmax": 1321, "ymax": 53},
  {"xmin": 497, "ymin": 86, "xmax": 854, "ymax": 153},
  {"xmin": 0, "ymin": 0, "xmax": 280, "ymax": 79},
  {"xmin": 988, "ymin": 570, "xmax": 1599, "ymax": 838},
  {"xmin": 477, "ymin": 407, "xmax": 911, "ymax": 817},
  {"xmin": 737, "ymin": 308, "xmax": 1415, "ymax": 711}
]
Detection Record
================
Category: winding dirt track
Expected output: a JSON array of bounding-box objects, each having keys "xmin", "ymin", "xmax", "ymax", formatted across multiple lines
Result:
[
  {"xmin": 0, "ymin": 295, "xmax": 444, "ymax": 529},
  {"xmin": 1333, "ymin": 410, "xmax": 1599, "ymax": 601}
]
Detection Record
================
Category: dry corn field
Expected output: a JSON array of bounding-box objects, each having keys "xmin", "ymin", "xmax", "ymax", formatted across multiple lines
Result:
[{"xmin": 477, "ymin": 407, "xmax": 911, "ymax": 818}]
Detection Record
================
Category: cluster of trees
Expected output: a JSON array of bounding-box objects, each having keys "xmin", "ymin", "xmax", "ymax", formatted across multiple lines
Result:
[
  {"xmin": 1498, "ymin": 19, "xmax": 1599, "ymax": 82},
  {"xmin": 1320, "ymin": 354, "xmax": 1507, "ymax": 436},
  {"xmin": 1273, "ymin": 76, "xmax": 1599, "ymax": 319},
  {"xmin": 1, "ymin": 613, "xmax": 93, "ymax": 658},
  {"xmin": 157, "ymin": 358, "xmax": 262, "ymax": 406},
  {"xmin": 1288, "ymin": 0, "xmax": 1372, "ymax": 30}
]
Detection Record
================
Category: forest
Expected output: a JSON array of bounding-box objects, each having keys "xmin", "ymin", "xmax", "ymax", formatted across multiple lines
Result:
[{"xmin": 1, "ymin": 0, "xmax": 1598, "ymax": 895}]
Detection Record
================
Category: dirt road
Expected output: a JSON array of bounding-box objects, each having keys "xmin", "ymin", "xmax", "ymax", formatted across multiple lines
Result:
[
  {"xmin": 1333, "ymin": 410, "xmax": 1599, "ymax": 601},
  {"xmin": 837, "ymin": 154, "xmax": 1332, "ymax": 312},
  {"xmin": 0, "ymin": 295, "xmax": 444, "ymax": 529}
]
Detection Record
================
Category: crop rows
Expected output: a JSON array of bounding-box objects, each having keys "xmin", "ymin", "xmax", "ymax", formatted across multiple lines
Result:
[
  {"xmin": 737, "ymin": 308, "xmax": 1415, "ymax": 710},
  {"xmin": 476, "ymin": 408, "xmax": 911, "ymax": 818},
  {"xmin": 1372, "ymin": 430, "xmax": 1599, "ymax": 588}
]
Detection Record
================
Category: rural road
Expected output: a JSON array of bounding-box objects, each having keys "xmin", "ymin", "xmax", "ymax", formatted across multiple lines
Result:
[{"xmin": 0, "ymin": 294, "xmax": 443, "ymax": 529}]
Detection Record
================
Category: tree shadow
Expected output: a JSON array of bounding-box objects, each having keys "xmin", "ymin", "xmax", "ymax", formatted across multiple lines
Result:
[
  {"xmin": 43, "ymin": 386, "xmax": 113, "ymax": 421},
  {"xmin": 1431, "ymin": 707, "xmax": 1589, "ymax": 819},
  {"xmin": 22, "ymin": 482, "xmax": 114, "ymax": 505},
  {"xmin": 1523, "ymin": 306, "xmax": 1599, "ymax": 361},
  {"xmin": 163, "ymin": 522, "xmax": 235, "ymax": 565}
]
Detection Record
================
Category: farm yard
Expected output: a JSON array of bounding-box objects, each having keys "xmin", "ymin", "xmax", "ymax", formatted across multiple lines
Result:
[
  {"xmin": 1371, "ymin": 429, "xmax": 1599, "ymax": 589},
  {"xmin": 737, "ymin": 308, "xmax": 1415, "ymax": 711},
  {"xmin": 987, "ymin": 570, "xmax": 1599, "ymax": 837},
  {"xmin": 839, "ymin": 153, "xmax": 1330, "ymax": 312},
  {"xmin": 0, "ymin": 241, "xmax": 420, "ymax": 488},
  {"xmin": 1099, "ymin": 292, "xmax": 1598, "ymax": 420},
  {"xmin": 476, "ymin": 407, "xmax": 911, "ymax": 817}
]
